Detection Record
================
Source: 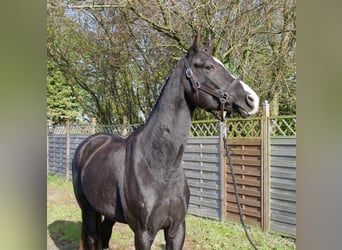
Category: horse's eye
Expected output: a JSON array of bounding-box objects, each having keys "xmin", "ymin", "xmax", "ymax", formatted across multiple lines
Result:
[{"xmin": 206, "ymin": 65, "xmax": 214, "ymax": 71}]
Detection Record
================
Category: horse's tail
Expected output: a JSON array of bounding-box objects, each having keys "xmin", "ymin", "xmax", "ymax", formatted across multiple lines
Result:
[{"xmin": 78, "ymin": 212, "xmax": 102, "ymax": 250}]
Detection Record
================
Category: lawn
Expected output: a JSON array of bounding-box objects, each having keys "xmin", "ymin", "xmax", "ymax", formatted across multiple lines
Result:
[{"xmin": 47, "ymin": 175, "xmax": 295, "ymax": 249}]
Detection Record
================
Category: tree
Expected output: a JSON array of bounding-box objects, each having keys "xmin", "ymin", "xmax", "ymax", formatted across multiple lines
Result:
[
  {"xmin": 47, "ymin": 0, "xmax": 296, "ymax": 124},
  {"xmin": 47, "ymin": 60, "xmax": 83, "ymax": 124}
]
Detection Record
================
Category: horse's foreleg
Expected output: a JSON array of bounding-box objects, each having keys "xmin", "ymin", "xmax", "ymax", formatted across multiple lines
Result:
[
  {"xmin": 164, "ymin": 220, "xmax": 186, "ymax": 250},
  {"xmin": 134, "ymin": 230, "xmax": 155, "ymax": 250},
  {"xmin": 101, "ymin": 217, "xmax": 115, "ymax": 250}
]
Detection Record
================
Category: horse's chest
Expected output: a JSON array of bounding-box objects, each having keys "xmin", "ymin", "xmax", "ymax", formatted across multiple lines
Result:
[
  {"xmin": 135, "ymin": 182, "xmax": 188, "ymax": 212},
  {"xmin": 126, "ymin": 181, "xmax": 189, "ymax": 230},
  {"xmin": 140, "ymin": 195, "xmax": 187, "ymax": 231}
]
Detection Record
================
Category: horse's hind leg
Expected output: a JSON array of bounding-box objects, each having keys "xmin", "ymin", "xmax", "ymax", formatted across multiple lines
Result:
[
  {"xmin": 80, "ymin": 206, "xmax": 102, "ymax": 250},
  {"xmin": 101, "ymin": 217, "xmax": 115, "ymax": 250}
]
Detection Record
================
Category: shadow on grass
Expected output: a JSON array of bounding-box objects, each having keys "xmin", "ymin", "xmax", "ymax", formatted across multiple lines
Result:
[
  {"xmin": 48, "ymin": 220, "xmax": 167, "ymax": 250},
  {"xmin": 48, "ymin": 220, "xmax": 81, "ymax": 250}
]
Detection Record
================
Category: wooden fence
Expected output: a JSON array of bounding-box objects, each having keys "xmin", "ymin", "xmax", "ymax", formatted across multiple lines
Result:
[
  {"xmin": 182, "ymin": 137, "xmax": 222, "ymax": 219},
  {"xmin": 269, "ymin": 136, "xmax": 296, "ymax": 235},
  {"xmin": 47, "ymin": 101, "xmax": 296, "ymax": 236},
  {"xmin": 225, "ymin": 138, "xmax": 262, "ymax": 227},
  {"xmin": 48, "ymin": 135, "xmax": 87, "ymax": 179}
]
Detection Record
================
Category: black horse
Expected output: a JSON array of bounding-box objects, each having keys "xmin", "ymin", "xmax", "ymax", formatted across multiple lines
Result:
[{"xmin": 72, "ymin": 31, "xmax": 259, "ymax": 250}]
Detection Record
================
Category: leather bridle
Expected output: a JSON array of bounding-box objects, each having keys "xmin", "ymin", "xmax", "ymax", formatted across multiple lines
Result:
[
  {"xmin": 185, "ymin": 56, "xmax": 259, "ymax": 249},
  {"xmin": 183, "ymin": 56, "xmax": 240, "ymax": 121}
]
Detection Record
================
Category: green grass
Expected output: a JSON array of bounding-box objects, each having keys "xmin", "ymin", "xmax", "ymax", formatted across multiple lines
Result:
[
  {"xmin": 185, "ymin": 216, "xmax": 295, "ymax": 250},
  {"xmin": 47, "ymin": 174, "xmax": 296, "ymax": 249}
]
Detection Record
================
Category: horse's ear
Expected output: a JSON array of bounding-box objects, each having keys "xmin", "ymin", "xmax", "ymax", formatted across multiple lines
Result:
[
  {"xmin": 188, "ymin": 28, "xmax": 201, "ymax": 55},
  {"xmin": 206, "ymin": 39, "xmax": 215, "ymax": 55}
]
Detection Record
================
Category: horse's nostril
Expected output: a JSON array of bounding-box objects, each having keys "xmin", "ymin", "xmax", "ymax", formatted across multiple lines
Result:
[{"xmin": 247, "ymin": 94, "xmax": 254, "ymax": 104}]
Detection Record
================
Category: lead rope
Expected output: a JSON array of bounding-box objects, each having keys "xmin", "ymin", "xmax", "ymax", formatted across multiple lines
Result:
[{"xmin": 221, "ymin": 121, "xmax": 259, "ymax": 250}]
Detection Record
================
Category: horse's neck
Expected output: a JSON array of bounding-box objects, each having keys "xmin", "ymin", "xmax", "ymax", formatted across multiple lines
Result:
[{"xmin": 141, "ymin": 66, "xmax": 193, "ymax": 177}]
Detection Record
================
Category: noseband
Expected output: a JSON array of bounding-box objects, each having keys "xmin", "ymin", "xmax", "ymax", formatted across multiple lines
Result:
[{"xmin": 183, "ymin": 56, "xmax": 240, "ymax": 121}]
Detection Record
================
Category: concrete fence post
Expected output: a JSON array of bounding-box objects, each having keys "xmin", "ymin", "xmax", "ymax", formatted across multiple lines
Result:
[
  {"xmin": 261, "ymin": 100, "xmax": 270, "ymax": 231},
  {"xmin": 219, "ymin": 121, "xmax": 227, "ymax": 220},
  {"xmin": 47, "ymin": 123, "xmax": 49, "ymax": 176},
  {"xmin": 92, "ymin": 117, "xmax": 97, "ymax": 134},
  {"xmin": 66, "ymin": 120, "xmax": 70, "ymax": 180},
  {"xmin": 122, "ymin": 115, "xmax": 128, "ymax": 136}
]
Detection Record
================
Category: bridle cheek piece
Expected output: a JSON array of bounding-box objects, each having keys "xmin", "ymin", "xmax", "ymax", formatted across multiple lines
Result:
[{"xmin": 183, "ymin": 57, "xmax": 238, "ymax": 121}]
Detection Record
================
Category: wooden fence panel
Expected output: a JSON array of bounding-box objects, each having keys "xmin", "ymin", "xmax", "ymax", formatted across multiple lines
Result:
[
  {"xmin": 225, "ymin": 138, "xmax": 262, "ymax": 227},
  {"xmin": 270, "ymin": 136, "xmax": 296, "ymax": 236},
  {"xmin": 47, "ymin": 117, "xmax": 297, "ymax": 237},
  {"xmin": 182, "ymin": 137, "xmax": 221, "ymax": 219},
  {"xmin": 48, "ymin": 135, "xmax": 67, "ymax": 177},
  {"xmin": 48, "ymin": 135, "xmax": 88, "ymax": 179}
]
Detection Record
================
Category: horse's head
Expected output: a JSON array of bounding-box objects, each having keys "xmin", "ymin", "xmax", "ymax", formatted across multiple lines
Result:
[{"xmin": 182, "ymin": 31, "xmax": 259, "ymax": 119}]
